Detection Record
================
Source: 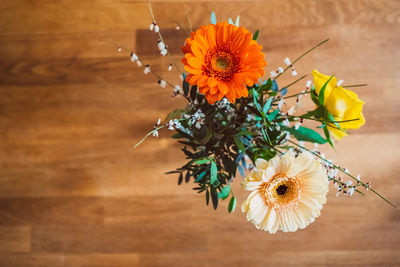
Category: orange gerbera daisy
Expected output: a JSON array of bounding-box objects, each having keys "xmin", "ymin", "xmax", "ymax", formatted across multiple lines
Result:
[{"xmin": 182, "ymin": 22, "xmax": 267, "ymax": 104}]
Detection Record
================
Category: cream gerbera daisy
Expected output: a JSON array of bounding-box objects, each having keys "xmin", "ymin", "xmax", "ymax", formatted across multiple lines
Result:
[{"xmin": 241, "ymin": 150, "xmax": 329, "ymax": 233}]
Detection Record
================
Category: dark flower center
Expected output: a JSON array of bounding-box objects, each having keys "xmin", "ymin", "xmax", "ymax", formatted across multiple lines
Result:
[{"xmin": 276, "ymin": 184, "xmax": 288, "ymax": 195}]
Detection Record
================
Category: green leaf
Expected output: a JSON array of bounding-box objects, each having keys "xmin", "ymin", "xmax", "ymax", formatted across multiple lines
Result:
[
  {"xmin": 218, "ymin": 185, "xmax": 231, "ymax": 199},
  {"xmin": 183, "ymin": 78, "xmax": 190, "ymax": 96},
  {"xmin": 287, "ymin": 126, "xmax": 327, "ymax": 144},
  {"xmin": 210, "ymin": 186, "xmax": 218, "ymax": 210},
  {"xmin": 210, "ymin": 160, "xmax": 218, "ymax": 185},
  {"xmin": 195, "ymin": 171, "xmax": 207, "ymax": 182},
  {"xmin": 206, "ymin": 189, "xmax": 210, "ymax": 205},
  {"xmin": 267, "ymin": 109, "xmax": 280, "ymax": 122},
  {"xmin": 263, "ymin": 97, "xmax": 273, "ymax": 114},
  {"xmin": 178, "ymin": 173, "xmax": 183, "ymax": 185},
  {"xmin": 301, "ymin": 107, "xmax": 325, "ymax": 119},
  {"xmin": 228, "ymin": 196, "xmax": 237, "ymax": 213},
  {"xmin": 323, "ymin": 126, "xmax": 334, "ymax": 148},
  {"xmin": 318, "ymin": 74, "xmax": 334, "ymax": 106},
  {"xmin": 211, "ymin": 12, "xmax": 217, "ymax": 24},
  {"xmin": 194, "ymin": 158, "xmax": 211, "ymax": 165},
  {"xmin": 190, "ymin": 85, "xmax": 197, "ymax": 101},
  {"xmin": 233, "ymin": 136, "xmax": 245, "ymax": 152},
  {"xmin": 327, "ymin": 112, "xmax": 340, "ymax": 128},
  {"xmin": 252, "ymin": 30, "xmax": 259, "ymax": 41}
]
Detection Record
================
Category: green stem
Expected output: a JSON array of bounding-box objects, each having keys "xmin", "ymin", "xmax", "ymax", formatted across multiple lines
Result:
[
  {"xmin": 287, "ymin": 140, "xmax": 398, "ymax": 209},
  {"xmin": 275, "ymin": 38, "xmax": 329, "ymax": 79},
  {"xmin": 133, "ymin": 125, "xmax": 165, "ymax": 149},
  {"xmin": 280, "ymin": 74, "xmax": 308, "ymax": 91},
  {"xmin": 282, "ymin": 91, "xmax": 310, "ymax": 100},
  {"xmin": 342, "ymin": 84, "xmax": 368, "ymax": 88},
  {"xmin": 328, "ymin": 176, "xmax": 365, "ymax": 196}
]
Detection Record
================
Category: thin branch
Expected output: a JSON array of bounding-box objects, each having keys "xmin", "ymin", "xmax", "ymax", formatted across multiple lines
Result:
[
  {"xmin": 342, "ymin": 84, "xmax": 368, "ymax": 88},
  {"xmin": 146, "ymin": 0, "xmax": 183, "ymax": 74},
  {"xmin": 185, "ymin": 10, "xmax": 193, "ymax": 33},
  {"xmin": 280, "ymin": 74, "xmax": 307, "ymax": 91},
  {"xmin": 275, "ymin": 38, "xmax": 330, "ymax": 79},
  {"xmin": 288, "ymin": 140, "xmax": 399, "ymax": 209}
]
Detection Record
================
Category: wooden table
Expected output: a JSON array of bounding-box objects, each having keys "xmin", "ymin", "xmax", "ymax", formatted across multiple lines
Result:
[{"xmin": 0, "ymin": 0, "xmax": 399, "ymax": 266}]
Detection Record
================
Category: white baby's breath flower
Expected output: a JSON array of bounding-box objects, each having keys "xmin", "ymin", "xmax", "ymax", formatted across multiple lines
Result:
[
  {"xmin": 270, "ymin": 71, "xmax": 278, "ymax": 78},
  {"xmin": 174, "ymin": 85, "xmax": 182, "ymax": 95},
  {"xmin": 136, "ymin": 60, "xmax": 142, "ymax": 67},
  {"xmin": 168, "ymin": 64, "xmax": 173, "ymax": 71},
  {"xmin": 291, "ymin": 69, "xmax": 298, "ymax": 76},
  {"xmin": 294, "ymin": 121, "xmax": 301, "ymax": 130},
  {"xmin": 278, "ymin": 67, "xmax": 284, "ymax": 73},
  {"xmin": 306, "ymin": 80, "xmax": 312, "ymax": 89},
  {"xmin": 282, "ymin": 118, "xmax": 290, "ymax": 127},
  {"xmin": 287, "ymin": 106, "xmax": 296, "ymax": 116},
  {"xmin": 154, "ymin": 25, "xmax": 159, "ymax": 33},
  {"xmin": 284, "ymin": 57, "xmax": 291, "ymax": 66},
  {"xmin": 159, "ymin": 80, "xmax": 167, "ymax": 88},
  {"xmin": 241, "ymin": 151, "xmax": 329, "ymax": 233},
  {"xmin": 149, "ymin": 23, "xmax": 155, "ymax": 31},
  {"xmin": 158, "ymin": 41, "xmax": 166, "ymax": 51},
  {"xmin": 144, "ymin": 65, "xmax": 151, "ymax": 74},
  {"xmin": 278, "ymin": 99, "xmax": 285, "ymax": 109},
  {"xmin": 160, "ymin": 49, "xmax": 167, "ymax": 56},
  {"xmin": 337, "ymin": 80, "xmax": 344, "ymax": 87},
  {"xmin": 130, "ymin": 53, "xmax": 138, "ymax": 62}
]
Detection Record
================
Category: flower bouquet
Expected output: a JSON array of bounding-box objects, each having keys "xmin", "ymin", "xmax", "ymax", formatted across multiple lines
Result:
[{"xmin": 131, "ymin": 2, "xmax": 397, "ymax": 233}]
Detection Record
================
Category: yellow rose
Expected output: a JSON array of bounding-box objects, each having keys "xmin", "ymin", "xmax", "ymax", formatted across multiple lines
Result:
[{"xmin": 312, "ymin": 69, "xmax": 365, "ymax": 140}]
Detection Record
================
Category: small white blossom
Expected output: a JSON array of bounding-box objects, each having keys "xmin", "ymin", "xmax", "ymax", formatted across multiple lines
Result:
[
  {"xmin": 287, "ymin": 106, "xmax": 296, "ymax": 116},
  {"xmin": 176, "ymin": 25, "xmax": 180, "ymax": 30},
  {"xmin": 144, "ymin": 65, "xmax": 151, "ymax": 74},
  {"xmin": 306, "ymin": 80, "xmax": 312, "ymax": 89},
  {"xmin": 173, "ymin": 85, "xmax": 182, "ymax": 95},
  {"xmin": 156, "ymin": 118, "xmax": 161, "ymax": 125},
  {"xmin": 337, "ymin": 80, "xmax": 344, "ymax": 87},
  {"xmin": 136, "ymin": 60, "xmax": 142, "ymax": 67},
  {"xmin": 284, "ymin": 57, "xmax": 291, "ymax": 66},
  {"xmin": 117, "ymin": 47, "xmax": 122, "ymax": 52},
  {"xmin": 294, "ymin": 121, "xmax": 301, "ymax": 130},
  {"xmin": 278, "ymin": 99, "xmax": 285, "ymax": 109},
  {"xmin": 167, "ymin": 119, "xmax": 182, "ymax": 130},
  {"xmin": 347, "ymin": 187, "xmax": 355, "ymax": 196},
  {"xmin": 159, "ymin": 80, "xmax": 167, "ymax": 88},
  {"xmin": 314, "ymin": 143, "xmax": 319, "ymax": 150},
  {"xmin": 168, "ymin": 64, "xmax": 173, "ymax": 71},
  {"xmin": 291, "ymin": 69, "xmax": 298, "ymax": 76},
  {"xmin": 270, "ymin": 71, "xmax": 278, "ymax": 78},
  {"xmin": 278, "ymin": 67, "xmax": 284, "ymax": 73},
  {"xmin": 282, "ymin": 118, "xmax": 290, "ymax": 127},
  {"xmin": 158, "ymin": 41, "xmax": 166, "ymax": 51},
  {"xmin": 149, "ymin": 22, "xmax": 155, "ymax": 31},
  {"xmin": 345, "ymin": 180, "xmax": 353, "ymax": 187},
  {"xmin": 160, "ymin": 49, "xmax": 167, "ymax": 56},
  {"xmin": 152, "ymin": 130, "xmax": 159, "ymax": 138},
  {"xmin": 130, "ymin": 53, "xmax": 138, "ymax": 62},
  {"xmin": 154, "ymin": 25, "xmax": 159, "ymax": 33}
]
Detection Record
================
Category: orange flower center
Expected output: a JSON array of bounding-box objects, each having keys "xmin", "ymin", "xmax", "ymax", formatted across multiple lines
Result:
[
  {"xmin": 203, "ymin": 45, "xmax": 240, "ymax": 81},
  {"xmin": 259, "ymin": 174, "xmax": 303, "ymax": 210}
]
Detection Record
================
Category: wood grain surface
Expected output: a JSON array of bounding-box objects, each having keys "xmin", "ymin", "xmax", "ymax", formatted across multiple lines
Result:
[{"xmin": 0, "ymin": 0, "xmax": 399, "ymax": 266}]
